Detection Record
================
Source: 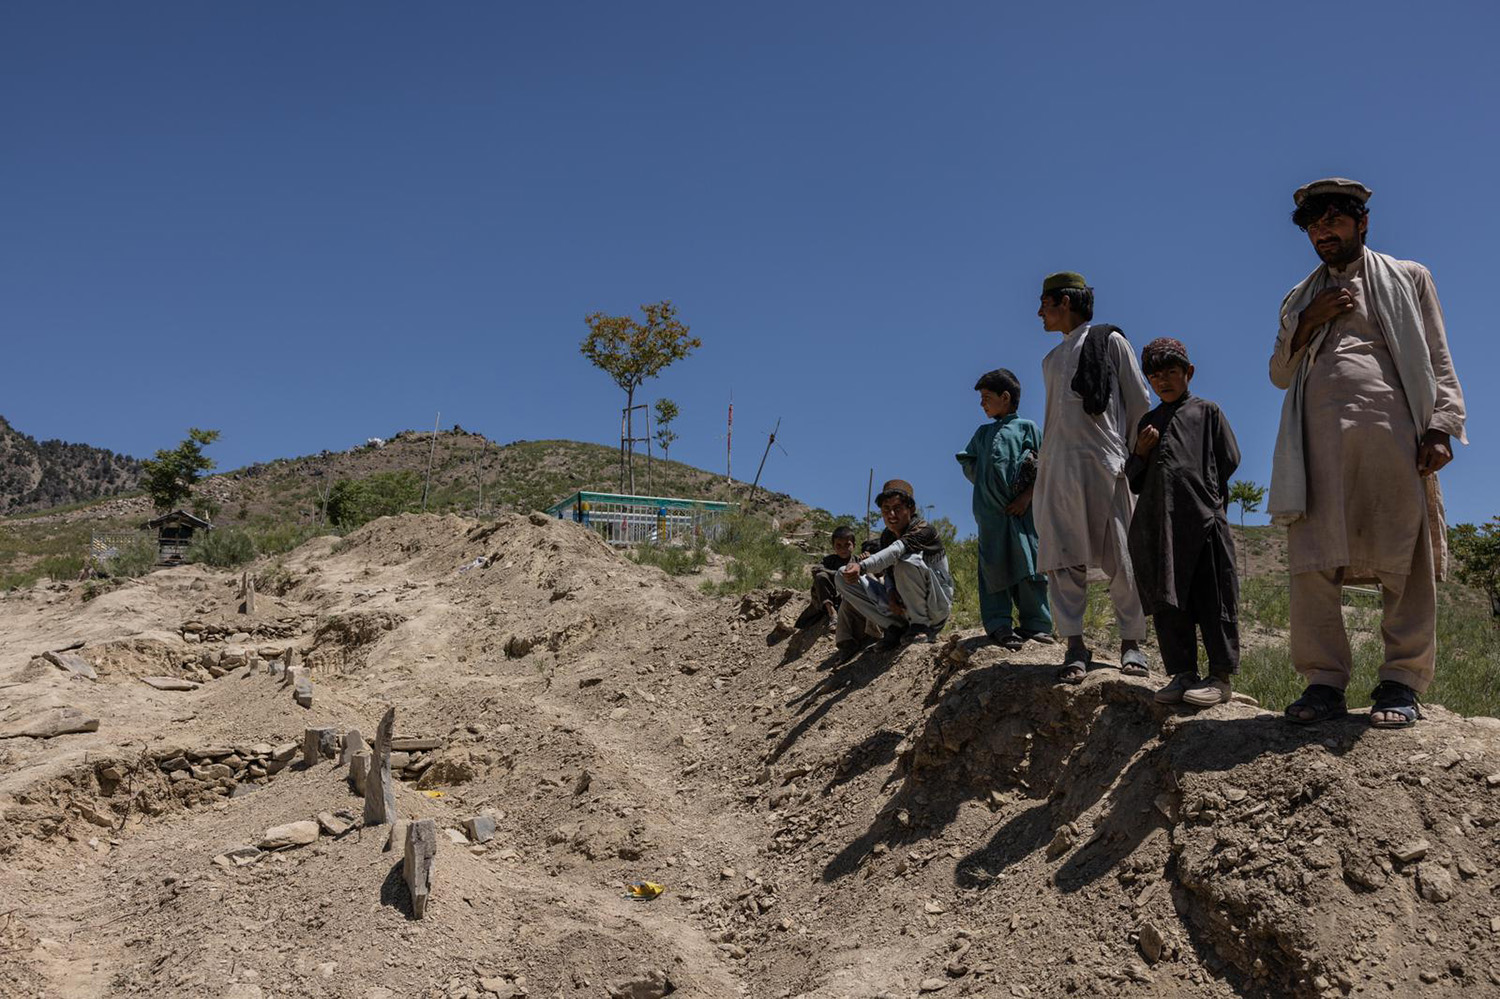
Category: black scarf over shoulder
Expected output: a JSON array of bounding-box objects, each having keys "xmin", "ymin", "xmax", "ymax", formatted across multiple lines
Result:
[{"xmin": 1070, "ymin": 323, "xmax": 1122, "ymax": 416}]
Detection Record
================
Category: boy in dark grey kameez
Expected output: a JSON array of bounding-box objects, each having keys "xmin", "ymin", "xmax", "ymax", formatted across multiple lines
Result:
[{"xmin": 1125, "ymin": 338, "xmax": 1242, "ymax": 708}]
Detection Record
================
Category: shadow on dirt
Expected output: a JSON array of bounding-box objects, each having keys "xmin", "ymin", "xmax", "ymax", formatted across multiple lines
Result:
[
  {"xmin": 820, "ymin": 660, "xmax": 1378, "ymax": 996},
  {"xmin": 822, "ymin": 663, "xmax": 1370, "ymax": 890},
  {"xmin": 379, "ymin": 858, "xmax": 419, "ymax": 919},
  {"xmin": 770, "ymin": 650, "xmax": 898, "ymax": 765},
  {"xmin": 776, "ymin": 622, "xmax": 830, "ymax": 666}
]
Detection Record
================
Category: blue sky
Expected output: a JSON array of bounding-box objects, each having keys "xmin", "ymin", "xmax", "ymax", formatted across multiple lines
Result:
[{"xmin": 3, "ymin": 1, "xmax": 1496, "ymax": 533}]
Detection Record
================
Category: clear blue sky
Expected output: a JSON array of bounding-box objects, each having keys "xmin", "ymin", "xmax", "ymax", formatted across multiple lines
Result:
[{"xmin": 3, "ymin": 2, "xmax": 1496, "ymax": 533}]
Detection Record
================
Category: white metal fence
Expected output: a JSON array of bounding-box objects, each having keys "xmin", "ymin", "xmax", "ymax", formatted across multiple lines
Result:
[{"xmin": 546, "ymin": 492, "xmax": 733, "ymax": 547}]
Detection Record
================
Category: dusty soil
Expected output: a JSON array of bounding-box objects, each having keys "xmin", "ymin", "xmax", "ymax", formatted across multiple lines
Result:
[{"xmin": 2, "ymin": 513, "xmax": 1497, "ymax": 999}]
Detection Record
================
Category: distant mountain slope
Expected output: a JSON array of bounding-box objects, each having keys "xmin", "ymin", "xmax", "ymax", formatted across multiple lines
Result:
[
  {"xmin": 6, "ymin": 430, "xmax": 811, "ymax": 529},
  {"xmin": 205, "ymin": 432, "xmax": 809, "ymax": 525},
  {"xmin": 0, "ymin": 416, "xmax": 143, "ymax": 515}
]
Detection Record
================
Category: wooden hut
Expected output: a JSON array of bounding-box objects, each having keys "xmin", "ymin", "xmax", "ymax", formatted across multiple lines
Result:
[{"xmin": 143, "ymin": 510, "xmax": 212, "ymax": 564}]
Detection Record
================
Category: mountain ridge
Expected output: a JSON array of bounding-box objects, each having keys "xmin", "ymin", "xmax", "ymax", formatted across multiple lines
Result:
[{"xmin": 0, "ymin": 415, "xmax": 143, "ymax": 515}]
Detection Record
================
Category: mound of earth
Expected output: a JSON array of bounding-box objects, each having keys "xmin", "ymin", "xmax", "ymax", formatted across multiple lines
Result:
[{"xmin": 0, "ymin": 513, "xmax": 1496, "ymax": 998}]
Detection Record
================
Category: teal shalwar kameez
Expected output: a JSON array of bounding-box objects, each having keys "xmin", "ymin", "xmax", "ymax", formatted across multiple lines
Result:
[{"xmin": 957, "ymin": 414, "xmax": 1052, "ymax": 637}]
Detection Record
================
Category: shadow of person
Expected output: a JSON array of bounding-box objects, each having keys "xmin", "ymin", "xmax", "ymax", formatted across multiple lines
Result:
[
  {"xmin": 823, "ymin": 728, "xmax": 904, "ymax": 792},
  {"xmin": 954, "ymin": 682, "xmax": 1161, "ymax": 889},
  {"xmin": 962, "ymin": 689, "xmax": 1371, "ymax": 894},
  {"xmin": 815, "ymin": 654, "xmax": 1375, "ymax": 896},
  {"xmin": 771, "ymin": 651, "xmax": 895, "ymax": 765},
  {"xmin": 778, "ymin": 621, "xmax": 830, "ymax": 666}
]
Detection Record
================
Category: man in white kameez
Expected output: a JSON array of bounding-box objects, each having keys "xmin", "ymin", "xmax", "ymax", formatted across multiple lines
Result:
[
  {"xmin": 1270, "ymin": 178, "xmax": 1466, "ymax": 728},
  {"xmin": 1033, "ymin": 272, "xmax": 1154, "ymax": 684}
]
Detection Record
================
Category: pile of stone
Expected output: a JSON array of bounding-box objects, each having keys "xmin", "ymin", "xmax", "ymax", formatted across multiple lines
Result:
[
  {"xmin": 179, "ymin": 617, "xmax": 306, "ymax": 643},
  {"xmin": 391, "ymin": 736, "xmax": 443, "ymax": 782},
  {"xmin": 213, "ymin": 810, "xmax": 358, "ymax": 869},
  {"xmin": 303, "ymin": 726, "xmax": 442, "ymax": 783},
  {"xmin": 151, "ymin": 742, "xmax": 299, "ymax": 804}
]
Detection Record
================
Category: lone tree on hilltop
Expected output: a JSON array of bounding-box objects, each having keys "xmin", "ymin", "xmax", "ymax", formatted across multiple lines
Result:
[
  {"xmin": 580, "ymin": 301, "xmax": 700, "ymax": 492},
  {"xmin": 654, "ymin": 398, "xmax": 680, "ymax": 461},
  {"xmin": 1450, "ymin": 518, "xmax": 1500, "ymax": 618},
  {"xmin": 1228, "ymin": 479, "xmax": 1266, "ymax": 527},
  {"xmin": 141, "ymin": 428, "xmax": 220, "ymax": 512}
]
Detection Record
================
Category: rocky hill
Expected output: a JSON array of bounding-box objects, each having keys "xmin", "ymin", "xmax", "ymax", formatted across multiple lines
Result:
[
  {"xmin": 12, "ymin": 431, "xmax": 809, "ymax": 528},
  {"xmin": 0, "ymin": 512, "xmax": 1495, "ymax": 998},
  {"xmin": 0, "ymin": 415, "xmax": 143, "ymax": 515},
  {"xmin": 205, "ymin": 431, "xmax": 809, "ymax": 526},
  {"xmin": 1, "ymin": 432, "xmax": 813, "ymax": 591}
]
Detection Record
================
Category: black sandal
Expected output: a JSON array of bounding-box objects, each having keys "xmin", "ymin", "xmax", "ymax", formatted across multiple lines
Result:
[
  {"xmin": 1056, "ymin": 648, "xmax": 1090, "ymax": 685},
  {"xmin": 990, "ymin": 629, "xmax": 1025, "ymax": 651},
  {"xmin": 1369, "ymin": 680, "xmax": 1422, "ymax": 729},
  {"xmin": 1284, "ymin": 683, "xmax": 1347, "ymax": 725}
]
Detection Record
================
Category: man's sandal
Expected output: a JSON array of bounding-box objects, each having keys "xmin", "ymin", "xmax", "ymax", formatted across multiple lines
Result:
[
  {"xmin": 1119, "ymin": 647, "xmax": 1149, "ymax": 677},
  {"xmin": 1369, "ymin": 680, "xmax": 1422, "ymax": 729},
  {"xmin": 1284, "ymin": 684, "xmax": 1347, "ymax": 725},
  {"xmin": 990, "ymin": 629, "xmax": 1025, "ymax": 651},
  {"xmin": 1056, "ymin": 648, "xmax": 1090, "ymax": 685}
]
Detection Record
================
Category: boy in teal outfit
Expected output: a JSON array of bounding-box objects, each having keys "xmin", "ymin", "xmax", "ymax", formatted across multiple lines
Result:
[{"xmin": 956, "ymin": 368, "xmax": 1054, "ymax": 649}]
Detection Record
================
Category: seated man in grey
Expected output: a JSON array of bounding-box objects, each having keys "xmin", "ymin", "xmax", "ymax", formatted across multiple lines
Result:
[{"xmin": 836, "ymin": 479, "xmax": 954, "ymax": 654}]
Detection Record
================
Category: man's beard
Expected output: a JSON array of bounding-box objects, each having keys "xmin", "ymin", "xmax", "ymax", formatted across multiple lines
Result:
[{"xmin": 1317, "ymin": 236, "xmax": 1363, "ymax": 268}]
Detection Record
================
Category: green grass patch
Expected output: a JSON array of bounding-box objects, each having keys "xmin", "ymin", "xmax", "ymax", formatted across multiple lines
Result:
[
  {"xmin": 1239, "ymin": 575, "xmax": 1290, "ymax": 630},
  {"xmin": 630, "ymin": 538, "xmax": 708, "ymax": 577},
  {"xmin": 705, "ymin": 513, "xmax": 810, "ymax": 595},
  {"xmin": 1207, "ymin": 580, "xmax": 1499, "ymax": 716},
  {"xmin": 946, "ymin": 537, "xmax": 980, "ymax": 630},
  {"xmin": 247, "ymin": 521, "xmax": 327, "ymax": 556},
  {"xmin": 101, "ymin": 535, "xmax": 159, "ymax": 578},
  {"xmin": 0, "ymin": 515, "xmax": 143, "ymax": 590}
]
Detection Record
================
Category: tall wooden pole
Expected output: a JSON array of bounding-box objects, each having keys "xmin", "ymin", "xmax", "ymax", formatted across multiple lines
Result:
[
  {"xmin": 644, "ymin": 405, "xmax": 654, "ymax": 495},
  {"xmin": 421, "ymin": 412, "xmax": 440, "ymax": 513},
  {"xmin": 865, "ymin": 468, "xmax": 874, "ymax": 541},
  {"xmin": 619, "ymin": 406, "xmax": 628, "ymax": 493},
  {"xmin": 748, "ymin": 417, "xmax": 780, "ymax": 504}
]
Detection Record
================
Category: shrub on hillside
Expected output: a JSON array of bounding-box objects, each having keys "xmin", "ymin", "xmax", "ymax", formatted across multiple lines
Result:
[
  {"xmin": 101, "ymin": 535, "xmax": 159, "ymax": 578},
  {"xmin": 631, "ymin": 538, "xmax": 707, "ymax": 576},
  {"xmin": 187, "ymin": 527, "xmax": 258, "ymax": 568},
  {"xmin": 707, "ymin": 513, "xmax": 809, "ymax": 594},
  {"xmin": 326, "ymin": 471, "xmax": 422, "ymax": 528},
  {"xmin": 250, "ymin": 521, "xmax": 324, "ymax": 556},
  {"xmin": 42, "ymin": 554, "xmax": 85, "ymax": 582}
]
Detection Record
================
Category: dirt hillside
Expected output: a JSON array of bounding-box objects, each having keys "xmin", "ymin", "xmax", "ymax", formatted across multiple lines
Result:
[
  {"xmin": 2, "ymin": 513, "xmax": 1497, "ymax": 999},
  {"xmin": 14, "ymin": 434, "xmax": 810, "ymax": 531}
]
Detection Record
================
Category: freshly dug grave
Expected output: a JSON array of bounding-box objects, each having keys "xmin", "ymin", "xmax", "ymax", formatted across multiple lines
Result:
[{"xmin": 0, "ymin": 512, "xmax": 1496, "ymax": 999}]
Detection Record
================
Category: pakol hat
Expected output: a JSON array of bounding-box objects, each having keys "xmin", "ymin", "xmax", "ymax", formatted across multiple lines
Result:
[
  {"xmin": 1142, "ymin": 337, "xmax": 1190, "ymax": 372},
  {"xmin": 874, "ymin": 479, "xmax": 915, "ymax": 506},
  {"xmin": 1042, "ymin": 271, "xmax": 1089, "ymax": 294},
  {"xmin": 1293, "ymin": 177, "xmax": 1372, "ymax": 207}
]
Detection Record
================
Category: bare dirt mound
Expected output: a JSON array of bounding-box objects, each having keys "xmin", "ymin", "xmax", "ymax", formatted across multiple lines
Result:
[{"xmin": 1, "ymin": 513, "xmax": 1496, "ymax": 999}]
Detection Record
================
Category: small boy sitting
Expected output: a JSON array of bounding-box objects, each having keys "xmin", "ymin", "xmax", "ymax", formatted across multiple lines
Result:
[
  {"xmin": 837, "ymin": 479, "xmax": 954, "ymax": 651},
  {"xmin": 956, "ymin": 367, "xmax": 1053, "ymax": 650},
  {"xmin": 1124, "ymin": 337, "xmax": 1242, "ymax": 708},
  {"xmin": 796, "ymin": 526, "xmax": 856, "ymax": 629},
  {"xmin": 828, "ymin": 539, "xmax": 886, "ymax": 660}
]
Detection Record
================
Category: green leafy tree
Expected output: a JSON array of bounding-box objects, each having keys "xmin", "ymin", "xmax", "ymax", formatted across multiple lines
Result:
[
  {"xmin": 140, "ymin": 428, "xmax": 220, "ymax": 512},
  {"xmin": 580, "ymin": 301, "xmax": 701, "ymax": 491},
  {"xmin": 1228, "ymin": 479, "xmax": 1266, "ymax": 527},
  {"xmin": 326, "ymin": 471, "xmax": 422, "ymax": 529},
  {"xmin": 1451, "ymin": 518, "xmax": 1500, "ymax": 614},
  {"xmin": 654, "ymin": 398, "xmax": 680, "ymax": 460}
]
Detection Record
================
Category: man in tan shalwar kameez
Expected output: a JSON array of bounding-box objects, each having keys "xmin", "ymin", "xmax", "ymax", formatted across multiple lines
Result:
[{"xmin": 1270, "ymin": 178, "xmax": 1466, "ymax": 728}]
